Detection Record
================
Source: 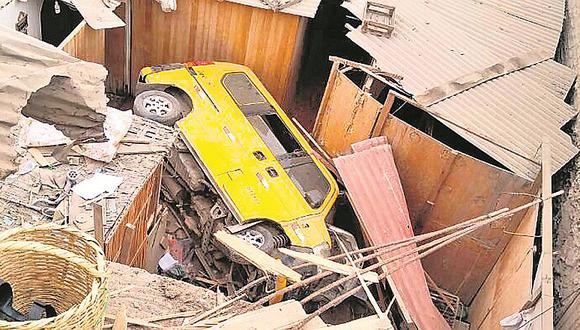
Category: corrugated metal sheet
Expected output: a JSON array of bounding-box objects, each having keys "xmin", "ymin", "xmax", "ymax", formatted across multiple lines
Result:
[
  {"xmin": 428, "ymin": 60, "xmax": 578, "ymax": 180},
  {"xmin": 334, "ymin": 137, "xmax": 450, "ymax": 330},
  {"xmin": 342, "ymin": 0, "xmax": 564, "ymax": 95},
  {"xmin": 342, "ymin": 0, "xmax": 576, "ymax": 180},
  {"xmin": 477, "ymin": 0, "xmax": 565, "ymax": 31},
  {"xmin": 224, "ymin": 0, "xmax": 321, "ymax": 18}
]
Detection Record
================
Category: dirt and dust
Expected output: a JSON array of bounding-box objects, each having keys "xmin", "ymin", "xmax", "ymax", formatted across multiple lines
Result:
[
  {"xmin": 554, "ymin": 0, "xmax": 580, "ymax": 326},
  {"xmin": 106, "ymin": 262, "xmax": 248, "ymax": 328}
]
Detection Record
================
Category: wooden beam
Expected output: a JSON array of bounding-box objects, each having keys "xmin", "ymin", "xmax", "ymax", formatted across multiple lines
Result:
[
  {"xmin": 93, "ymin": 202, "xmax": 105, "ymax": 247},
  {"xmin": 541, "ymin": 139, "xmax": 554, "ymax": 330},
  {"xmin": 329, "ymin": 55, "xmax": 403, "ymax": 81},
  {"xmin": 313, "ymin": 61, "xmax": 340, "ymax": 139},
  {"xmin": 111, "ymin": 305, "xmax": 127, "ymax": 330},
  {"xmin": 214, "ymin": 231, "xmax": 302, "ymax": 282},
  {"xmin": 27, "ymin": 148, "xmax": 52, "ymax": 167},
  {"xmin": 278, "ymin": 248, "xmax": 379, "ymax": 283},
  {"xmin": 118, "ymin": 223, "xmax": 136, "ymax": 265}
]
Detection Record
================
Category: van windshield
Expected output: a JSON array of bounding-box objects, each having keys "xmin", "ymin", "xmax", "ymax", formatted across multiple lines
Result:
[{"xmin": 223, "ymin": 73, "xmax": 330, "ymax": 208}]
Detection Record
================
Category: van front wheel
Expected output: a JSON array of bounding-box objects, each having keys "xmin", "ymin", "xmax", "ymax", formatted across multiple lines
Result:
[{"xmin": 133, "ymin": 90, "xmax": 184, "ymax": 126}]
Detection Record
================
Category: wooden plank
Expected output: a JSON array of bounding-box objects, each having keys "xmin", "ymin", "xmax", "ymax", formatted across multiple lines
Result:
[
  {"xmin": 207, "ymin": 300, "xmax": 307, "ymax": 330},
  {"xmin": 313, "ymin": 71, "xmax": 383, "ymax": 157},
  {"xmin": 278, "ymin": 247, "xmax": 379, "ymax": 283},
  {"xmin": 313, "ymin": 62, "xmax": 339, "ymax": 139},
  {"xmin": 214, "ymin": 231, "xmax": 301, "ymax": 282},
  {"xmin": 541, "ymin": 140, "xmax": 554, "ymax": 330},
  {"xmin": 104, "ymin": 313, "xmax": 161, "ymax": 329},
  {"xmin": 117, "ymin": 144, "xmax": 167, "ymax": 155},
  {"xmin": 59, "ymin": 21, "xmax": 106, "ymax": 64},
  {"xmin": 111, "ymin": 305, "xmax": 127, "ymax": 330},
  {"xmin": 380, "ymin": 114, "xmax": 537, "ymax": 303},
  {"xmin": 469, "ymin": 205, "xmax": 538, "ymax": 329},
  {"xmin": 93, "ymin": 202, "xmax": 105, "ymax": 247},
  {"xmin": 118, "ymin": 223, "xmax": 136, "ymax": 265},
  {"xmin": 27, "ymin": 148, "xmax": 51, "ymax": 167}
]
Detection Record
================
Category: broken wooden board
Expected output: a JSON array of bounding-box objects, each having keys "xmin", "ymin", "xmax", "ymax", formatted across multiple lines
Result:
[
  {"xmin": 111, "ymin": 305, "xmax": 127, "ymax": 330},
  {"xmin": 207, "ymin": 300, "xmax": 320, "ymax": 330},
  {"xmin": 278, "ymin": 247, "xmax": 379, "ymax": 283},
  {"xmin": 27, "ymin": 148, "xmax": 57, "ymax": 167},
  {"xmin": 117, "ymin": 144, "xmax": 168, "ymax": 155},
  {"xmin": 214, "ymin": 231, "xmax": 302, "ymax": 282}
]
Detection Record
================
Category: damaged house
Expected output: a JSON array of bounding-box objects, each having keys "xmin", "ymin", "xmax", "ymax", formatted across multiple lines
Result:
[
  {"xmin": 313, "ymin": 0, "xmax": 576, "ymax": 328},
  {"xmin": 0, "ymin": 0, "xmax": 577, "ymax": 329}
]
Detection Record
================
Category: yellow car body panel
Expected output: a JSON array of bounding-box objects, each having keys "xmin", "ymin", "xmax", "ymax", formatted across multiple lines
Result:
[{"xmin": 140, "ymin": 62, "xmax": 338, "ymax": 249}]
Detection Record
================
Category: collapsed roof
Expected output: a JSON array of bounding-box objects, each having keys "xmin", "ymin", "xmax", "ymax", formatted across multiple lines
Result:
[
  {"xmin": 343, "ymin": 0, "xmax": 578, "ymax": 180},
  {"xmin": 0, "ymin": 26, "xmax": 109, "ymax": 178}
]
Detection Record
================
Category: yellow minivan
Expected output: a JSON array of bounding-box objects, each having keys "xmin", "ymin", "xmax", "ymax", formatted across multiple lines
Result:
[{"xmin": 134, "ymin": 61, "xmax": 347, "ymax": 258}]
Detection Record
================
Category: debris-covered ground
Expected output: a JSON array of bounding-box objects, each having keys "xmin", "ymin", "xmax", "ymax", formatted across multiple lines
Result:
[
  {"xmin": 106, "ymin": 262, "xmax": 248, "ymax": 328},
  {"xmin": 555, "ymin": 0, "xmax": 580, "ymax": 326}
]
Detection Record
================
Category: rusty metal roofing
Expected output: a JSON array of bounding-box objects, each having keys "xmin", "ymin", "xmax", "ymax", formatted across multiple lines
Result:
[
  {"xmin": 334, "ymin": 137, "xmax": 450, "ymax": 330},
  {"xmin": 224, "ymin": 0, "xmax": 321, "ymax": 18},
  {"xmin": 426, "ymin": 60, "xmax": 578, "ymax": 180},
  {"xmin": 342, "ymin": 0, "xmax": 564, "ymax": 95}
]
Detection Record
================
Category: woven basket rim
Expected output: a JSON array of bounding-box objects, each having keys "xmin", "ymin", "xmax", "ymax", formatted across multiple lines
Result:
[{"xmin": 0, "ymin": 224, "xmax": 108, "ymax": 328}]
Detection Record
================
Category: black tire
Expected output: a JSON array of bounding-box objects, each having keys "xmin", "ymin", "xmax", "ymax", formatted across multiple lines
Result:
[
  {"xmin": 133, "ymin": 90, "xmax": 184, "ymax": 126},
  {"xmin": 236, "ymin": 224, "xmax": 277, "ymax": 255}
]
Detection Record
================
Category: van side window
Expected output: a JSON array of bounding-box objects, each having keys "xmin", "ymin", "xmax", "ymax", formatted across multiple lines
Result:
[
  {"xmin": 222, "ymin": 72, "xmax": 330, "ymax": 209},
  {"xmin": 222, "ymin": 73, "xmax": 273, "ymax": 116}
]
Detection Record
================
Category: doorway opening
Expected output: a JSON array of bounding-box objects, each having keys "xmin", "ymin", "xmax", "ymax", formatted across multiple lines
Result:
[{"xmin": 40, "ymin": 0, "xmax": 82, "ymax": 47}]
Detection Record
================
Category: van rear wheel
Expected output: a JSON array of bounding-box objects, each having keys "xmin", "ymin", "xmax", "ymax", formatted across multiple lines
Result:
[{"xmin": 133, "ymin": 90, "xmax": 184, "ymax": 126}]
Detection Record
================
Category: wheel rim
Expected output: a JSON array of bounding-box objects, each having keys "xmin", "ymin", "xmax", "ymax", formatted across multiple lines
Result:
[
  {"xmin": 143, "ymin": 94, "xmax": 173, "ymax": 116},
  {"xmin": 237, "ymin": 229, "xmax": 265, "ymax": 248}
]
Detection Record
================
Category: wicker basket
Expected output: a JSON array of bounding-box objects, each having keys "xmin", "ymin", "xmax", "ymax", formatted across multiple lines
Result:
[{"xmin": 0, "ymin": 224, "xmax": 108, "ymax": 329}]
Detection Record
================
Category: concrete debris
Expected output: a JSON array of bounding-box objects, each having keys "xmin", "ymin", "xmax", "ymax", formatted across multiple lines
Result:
[{"xmin": 0, "ymin": 25, "xmax": 108, "ymax": 179}]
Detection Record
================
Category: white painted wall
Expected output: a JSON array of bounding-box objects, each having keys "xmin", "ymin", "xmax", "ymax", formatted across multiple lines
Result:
[{"xmin": 0, "ymin": 0, "xmax": 44, "ymax": 39}]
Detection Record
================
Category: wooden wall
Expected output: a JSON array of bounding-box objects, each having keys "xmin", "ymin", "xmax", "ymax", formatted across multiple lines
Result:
[
  {"xmin": 105, "ymin": 162, "xmax": 163, "ymax": 268},
  {"xmin": 468, "ymin": 206, "xmax": 538, "ymax": 329},
  {"xmin": 131, "ymin": 0, "xmax": 306, "ymax": 105},
  {"xmin": 312, "ymin": 70, "xmax": 539, "ymax": 304},
  {"xmin": 380, "ymin": 115, "xmax": 537, "ymax": 304},
  {"xmin": 105, "ymin": 4, "xmax": 127, "ymax": 94},
  {"xmin": 59, "ymin": 21, "xmax": 105, "ymax": 65},
  {"xmin": 314, "ymin": 70, "xmax": 384, "ymax": 157}
]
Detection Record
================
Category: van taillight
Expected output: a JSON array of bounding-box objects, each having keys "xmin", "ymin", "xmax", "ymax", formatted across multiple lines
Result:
[{"xmin": 184, "ymin": 60, "xmax": 214, "ymax": 67}]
